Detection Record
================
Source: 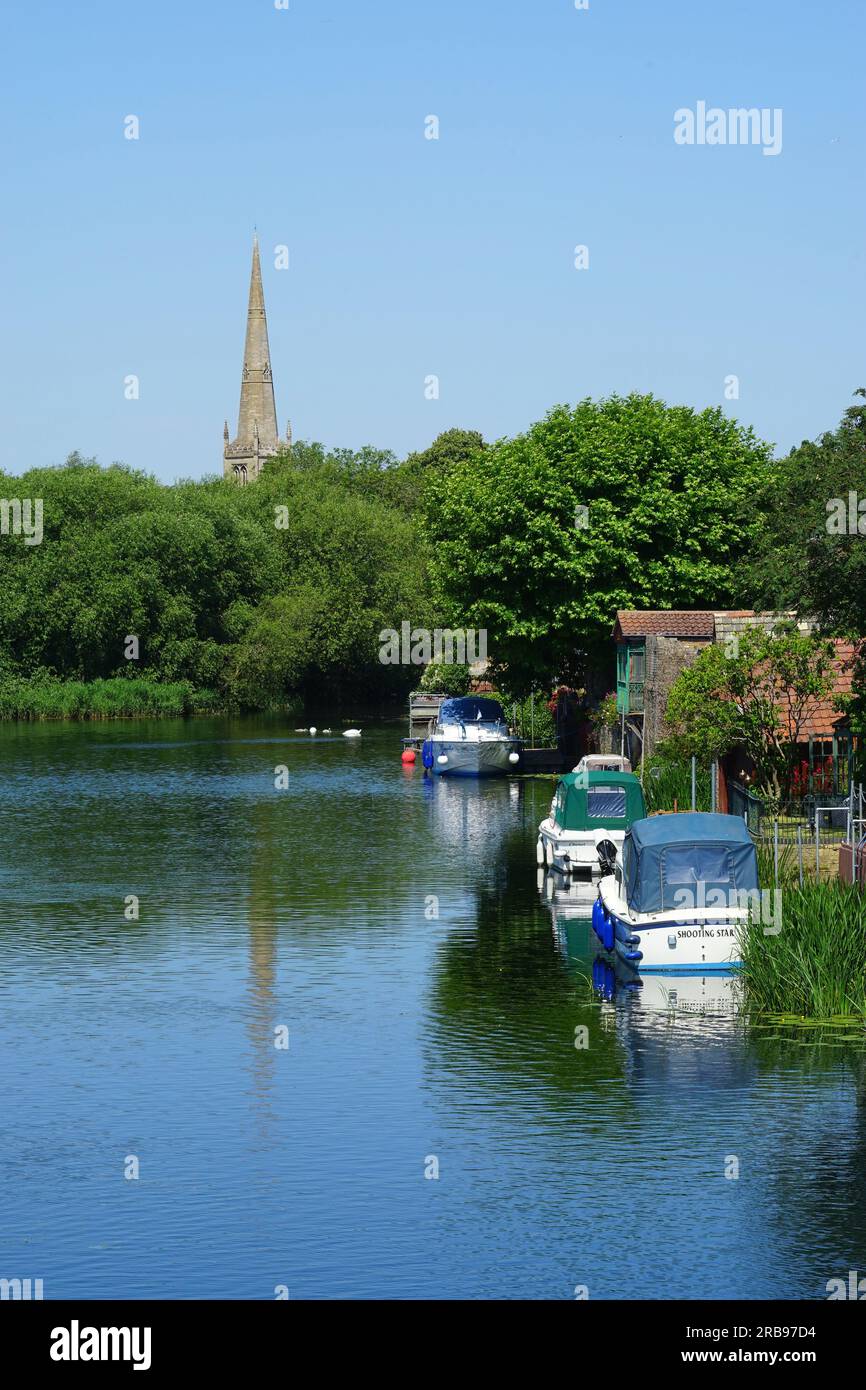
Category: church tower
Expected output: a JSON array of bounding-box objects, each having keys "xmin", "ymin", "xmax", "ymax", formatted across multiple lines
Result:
[{"xmin": 223, "ymin": 234, "xmax": 289, "ymax": 482}]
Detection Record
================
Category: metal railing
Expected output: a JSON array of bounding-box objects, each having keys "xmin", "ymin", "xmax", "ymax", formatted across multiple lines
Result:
[{"xmin": 726, "ymin": 781, "xmax": 853, "ymax": 844}]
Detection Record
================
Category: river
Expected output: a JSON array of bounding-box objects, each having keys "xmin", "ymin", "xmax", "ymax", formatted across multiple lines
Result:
[{"xmin": 0, "ymin": 716, "xmax": 864, "ymax": 1299}]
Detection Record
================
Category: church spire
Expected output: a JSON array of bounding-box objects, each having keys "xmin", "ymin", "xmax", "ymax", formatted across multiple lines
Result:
[{"xmin": 224, "ymin": 233, "xmax": 281, "ymax": 482}]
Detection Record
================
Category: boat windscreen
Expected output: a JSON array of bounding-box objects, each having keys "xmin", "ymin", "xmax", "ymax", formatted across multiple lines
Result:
[
  {"xmin": 438, "ymin": 696, "xmax": 504, "ymax": 724},
  {"xmin": 663, "ymin": 846, "xmax": 732, "ymax": 884},
  {"xmin": 586, "ymin": 787, "xmax": 626, "ymax": 819}
]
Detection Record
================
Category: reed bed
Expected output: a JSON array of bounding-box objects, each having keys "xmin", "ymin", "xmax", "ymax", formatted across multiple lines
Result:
[
  {"xmin": 0, "ymin": 675, "xmax": 220, "ymax": 720},
  {"xmin": 643, "ymin": 757, "xmax": 712, "ymax": 815},
  {"xmin": 739, "ymin": 882, "xmax": 866, "ymax": 1023}
]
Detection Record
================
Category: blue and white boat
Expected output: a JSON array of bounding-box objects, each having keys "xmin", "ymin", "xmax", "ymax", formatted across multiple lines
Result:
[
  {"xmin": 421, "ymin": 696, "xmax": 522, "ymax": 777},
  {"xmin": 593, "ymin": 813, "xmax": 759, "ymax": 973}
]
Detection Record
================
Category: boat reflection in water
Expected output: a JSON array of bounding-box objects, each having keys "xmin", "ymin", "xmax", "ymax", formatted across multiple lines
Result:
[
  {"xmin": 537, "ymin": 866, "xmax": 598, "ymax": 960},
  {"xmin": 586, "ymin": 952, "xmax": 747, "ymax": 1094},
  {"xmin": 537, "ymin": 865, "xmax": 747, "ymax": 1090},
  {"xmin": 426, "ymin": 771, "xmax": 524, "ymax": 865},
  {"xmin": 590, "ymin": 951, "xmax": 739, "ymax": 1016}
]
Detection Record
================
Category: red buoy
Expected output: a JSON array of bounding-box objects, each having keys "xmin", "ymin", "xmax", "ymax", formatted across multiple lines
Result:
[{"xmin": 401, "ymin": 748, "xmax": 416, "ymax": 764}]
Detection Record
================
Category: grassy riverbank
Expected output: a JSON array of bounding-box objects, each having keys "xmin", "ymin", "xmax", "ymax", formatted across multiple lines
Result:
[
  {"xmin": 739, "ymin": 882, "xmax": 866, "ymax": 1022},
  {"xmin": 0, "ymin": 674, "xmax": 226, "ymax": 719}
]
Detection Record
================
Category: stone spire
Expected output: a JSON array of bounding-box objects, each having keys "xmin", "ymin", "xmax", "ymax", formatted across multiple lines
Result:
[{"xmin": 224, "ymin": 233, "xmax": 280, "ymax": 482}]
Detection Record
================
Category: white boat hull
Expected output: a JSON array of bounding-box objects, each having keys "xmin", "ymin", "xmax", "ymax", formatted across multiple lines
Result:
[
  {"xmin": 594, "ymin": 873, "xmax": 745, "ymax": 972},
  {"xmin": 537, "ymin": 819, "xmax": 625, "ymax": 875},
  {"xmin": 430, "ymin": 738, "xmax": 521, "ymax": 777}
]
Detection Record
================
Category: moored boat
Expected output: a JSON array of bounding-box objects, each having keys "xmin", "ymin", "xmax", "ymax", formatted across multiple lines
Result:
[
  {"xmin": 593, "ymin": 812, "xmax": 759, "ymax": 973},
  {"xmin": 421, "ymin": 696, "xmax": 522, "ymax": 777},
  {"xmin": 573, "ymin": 753, "xmax": 632, "ymax": 774},
  {"xmin": 536, "ymin": 770, "xmax": 646, "ymax": 875}
]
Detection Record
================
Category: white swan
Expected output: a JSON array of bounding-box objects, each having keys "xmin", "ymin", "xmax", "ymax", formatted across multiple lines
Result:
[
  {"xmin": 322, "ymin": 728, "xmax": 332, "ymax": 734},
  {"xmin": 343, "ymin": 728, "xmax": 362, "ymax": 738},
  {"xmin": 296, "ymin": 728, "xmax": 308, "ymax": 733},
  {"xmin": 309, "ymin": 726, "xmax": 318, "ymax": 735}
]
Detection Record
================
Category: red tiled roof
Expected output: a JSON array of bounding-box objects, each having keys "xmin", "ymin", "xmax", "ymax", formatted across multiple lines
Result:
[
  {"xmin": 614, "ymin": 610, "xmax": 717, "ymax": 640},
  {"xmin": 798, "ymin": 641, "xmax": 856, "ymax": 739}
]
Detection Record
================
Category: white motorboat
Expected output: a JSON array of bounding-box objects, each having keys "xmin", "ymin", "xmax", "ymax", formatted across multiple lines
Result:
[
  {"xmin": 421, "ymin": 696, "xmax": 522, "ymax": 777},
  {"xmin": 536, "ymin": 771, "xmax": 646, "ymax": 875},
  {"xmin": 593, "ymin": 812, "xmax": 759, "ymax": 973}
]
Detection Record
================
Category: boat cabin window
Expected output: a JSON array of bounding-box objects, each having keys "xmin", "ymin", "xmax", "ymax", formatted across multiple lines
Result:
[
  {"xmin": 663, "ymin": 846, "xmax": 731, "ymax": 885},
  {"xmin": 586, "ymin": 786, "xmax": 626, "ymax": 819}
]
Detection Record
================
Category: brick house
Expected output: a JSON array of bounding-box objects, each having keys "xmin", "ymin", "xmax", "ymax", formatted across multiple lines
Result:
[{"xmin": 610, "ymin": 610, "xmax": 859, "ymax": 793}]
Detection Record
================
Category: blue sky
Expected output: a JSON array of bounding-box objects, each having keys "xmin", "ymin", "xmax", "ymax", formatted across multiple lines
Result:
[{"xmin": 1, "ymin": 0, "xmax": 863, "ymax": 481}]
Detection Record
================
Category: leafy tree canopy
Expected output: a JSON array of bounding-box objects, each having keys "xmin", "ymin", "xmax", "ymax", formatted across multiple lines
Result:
[
  {"xmin": 424, "ymin": 393, "xmax": 774, "ymax": 694},
  {"xmin": 0, "ymin": 449, "xmax": 435, "ymax": 709},
  {"xmin": 741, "ymin": 389, "xmax": 866, "ymax": 637}
]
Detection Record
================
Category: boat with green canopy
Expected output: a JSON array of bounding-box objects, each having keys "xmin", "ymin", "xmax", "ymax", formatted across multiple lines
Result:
[{"xmin": 536, "ymin": 770, "xmax": 646, "ymax": 876}]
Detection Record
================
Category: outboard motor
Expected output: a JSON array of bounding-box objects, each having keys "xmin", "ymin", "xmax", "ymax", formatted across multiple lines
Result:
[{"xmin": 595, "ymin": 837, "xmax": 618, "ymax": 876}]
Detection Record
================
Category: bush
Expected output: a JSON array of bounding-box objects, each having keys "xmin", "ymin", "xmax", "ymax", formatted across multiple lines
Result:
[
  {"xmin": 592, "ymin": 692, "xmax": 619, "ymax": 732},
  {"xmin": 418, "ymin": 662, "xmax": 471, "ymax": 696},
  {"xmin": 0, "ymin": 670, "xmax": 218, "ymax": 720},
  {"xmin": 506, "ymin": 690, "xmax": 556, "ymax": 747}
]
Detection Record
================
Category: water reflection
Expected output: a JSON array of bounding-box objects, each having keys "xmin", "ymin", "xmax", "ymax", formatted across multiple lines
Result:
[
  {"xmin": 424, "ymin": 772, "xmax": 525, "ymax": 856},
  {"xmin": 2, "ymin": 720, "xmax": 866, "ymax": 1298}
]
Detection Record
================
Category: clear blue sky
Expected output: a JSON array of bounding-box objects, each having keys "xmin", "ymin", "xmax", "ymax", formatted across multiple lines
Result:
[{"xmin": 1, "ymin": 0, "xmax": 863, "ymax": 482}]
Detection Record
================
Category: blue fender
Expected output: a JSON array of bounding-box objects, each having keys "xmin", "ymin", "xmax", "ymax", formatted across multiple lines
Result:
[
  {"xmin": 591, "ymin": 898, "xmax": 603, "ymax": 943},
  {"xmin": 421, "ymin": 739, "xmax": 434, "ymax": 769},
  {"xmin": 601, "ymin": 908, "xmax": 615, "ymax": 953}
]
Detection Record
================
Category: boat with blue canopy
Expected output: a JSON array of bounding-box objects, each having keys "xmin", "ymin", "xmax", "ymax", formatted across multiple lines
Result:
[
  {"xmin": 537, "ymin": 770, "xmax": 646, "ymax": 875},
  {"xmin": 593, "ymin": 812, "xmax": 759, "ymax": 972},
  {"xmin": 421, "ymin": 696, "xmax": 522, "ymax": 777}
]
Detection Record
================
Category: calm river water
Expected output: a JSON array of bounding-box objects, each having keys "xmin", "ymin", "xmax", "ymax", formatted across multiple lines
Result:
[{"xmin": 1, "ymin": 716, "xmax": 864, "ymax": 1299}]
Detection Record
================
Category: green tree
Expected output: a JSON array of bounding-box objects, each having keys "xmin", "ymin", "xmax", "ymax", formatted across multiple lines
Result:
[
  {"xmin": 418, "ymin": 662, "xmax": 471, "ymax": 696},
  {"xmin": 424, "ymin": 393, "xmax": 773, "ymax": 694},
  {"xmin": 405, "ymin": 428, "xmax": 485, "ymax": 474},
  {"xmin": 664, "ymin": 626, "xmax": 838, "ymax": 798},
  {"xmin": 0, "ymin": 449, "xmax": 435, "ymax": 714},
  {"xmin": 742, "ymin": 389, "xmax": 866, "ymax": 633}
]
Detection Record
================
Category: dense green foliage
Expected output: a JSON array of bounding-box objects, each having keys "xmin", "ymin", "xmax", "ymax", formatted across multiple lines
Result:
[
  {"xmin": 0, "ymin": 447, "xmax": 434, "ymax": 714},
  {"xmin": 741, "ymin": 390, "xmax": 866, "ymax": 632},
  {"xmin": 739, "ymin": 390, "xmax": 866, "ymax": 737},
  {"xmin": 510, "ymin": 691, "xmax": 556, "ymax": 747},
  {"xmin": 0, "ymin": 672, "xmax": 217, "ymax": 719},
  {"xmin": 7, "ymin": 386, "xmax": 862, "ymax": 725},
  {"xmin": 739, "ymin": 883, "xmax": 866, "ymax": 1021},
  {"xmin": 424, "ymin": 393, "xmax": 774, "ymax": 693},
  {"xmin": 417, "ymin": 661, "xmax": 471, "ymax": 696}
]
